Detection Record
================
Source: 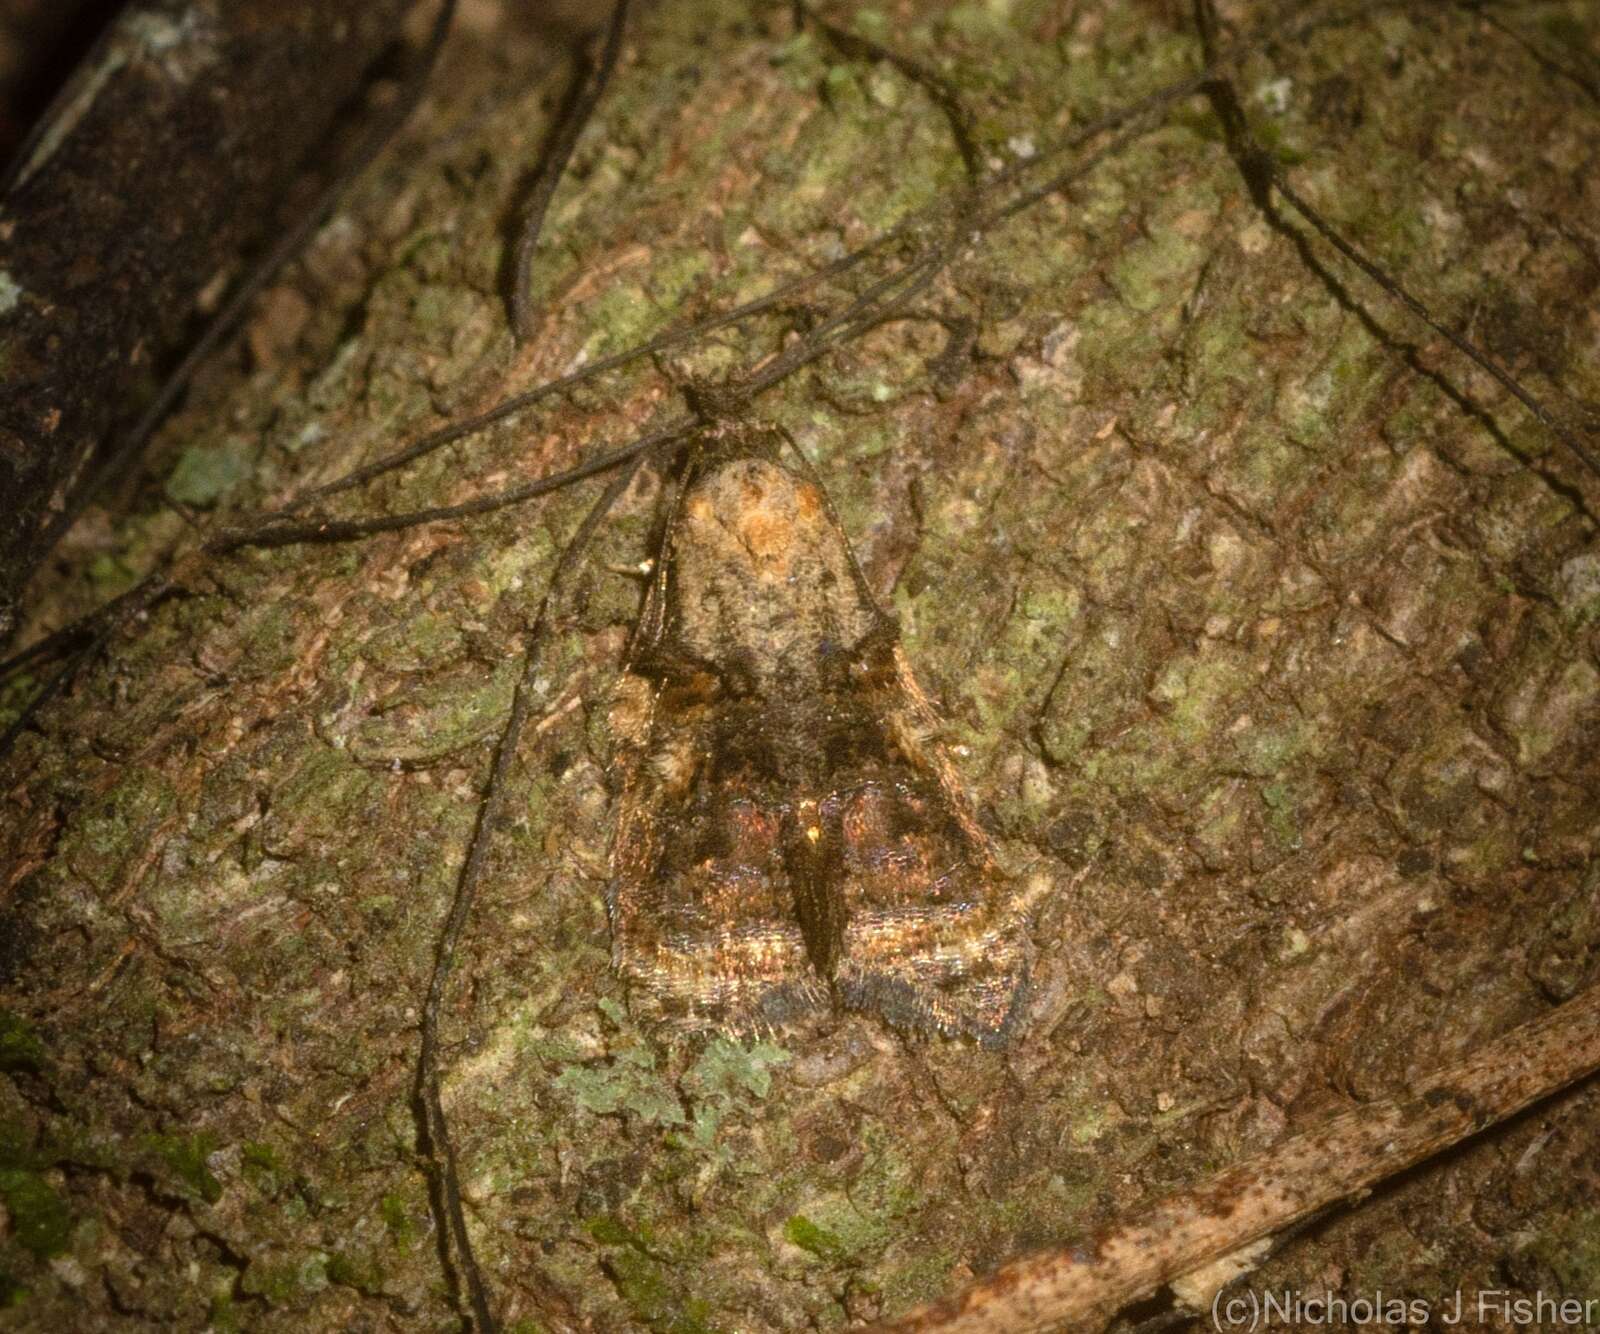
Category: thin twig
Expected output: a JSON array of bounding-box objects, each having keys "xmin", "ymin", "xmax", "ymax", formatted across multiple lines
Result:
[
  {"xmin": 511, "ymin": 0, "xmax": 631, "ymax": 341},
  {"xmin": 798, "ymin": 1, "xmax": 982, "ymax": 179},
  {"xmin": 1458, "ymin": 0, "xmax": 1600, "ymax": 107},
  {"xmin": 0, "ymin": 572, "xmax": 168, "ymax": 682},
  {"xmin": 413, "ymin": 450, "xmax": 649, "ymax": 1334},
  {"xmin": 1193, "ymin": 0, "xmax": 1599, "ymax": 480},
  {"xmin": 0, "ymin": 621, "xmax": 120, "ymax": 759},
  {"xmin": 265, "ymin": 3, "xmax": 1410, "ymax": 521}
]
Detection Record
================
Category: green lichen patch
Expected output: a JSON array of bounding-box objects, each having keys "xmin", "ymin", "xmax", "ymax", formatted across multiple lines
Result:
[
  {"xmin": 164, "ymin": 436, "xmax": 256, "ymax": 507},
  {"xmin": 1520, "ymin": 1208, "xmax": 1600, "ymax": 1297},
  {"xmin": 557, "ymin": 1045, "xmax": 687, "ymax": 1128},
  {"xmin": 378, "ymin": 1191, "xmax": 422, "ymax": 1252},
  {"xmin": 324, "ymin": 1246, "xmax": 388, "ymax": 1296},
  {"xmin": 600, "ymin": 1247, "xmax": 716, "ymax": 1334},
  {"xmin": 0, "ymin": 1170, "xmax": 71, "ymax": 1258},
  {"xmin": 784, "ymin": 1212, "xmax": 850, "ymax": 1264},
  {"xmin": 683, "ymin": 1038, "xmax": 789, "ymax": 1104},
  {"xmin": 141, "ymin": 1132, "xmax": 222, "ymax": 1204},
  {"xmin": 238, "ymin": 1248, "xmax": 330, "ymax": 1304},
  {"xmin": 0, "ymin": 1013, "xmax": 43, "ymax": 1075},
  {"xmin": 356, "ymin": 610, "xmax": 466, "ymax": 675}
]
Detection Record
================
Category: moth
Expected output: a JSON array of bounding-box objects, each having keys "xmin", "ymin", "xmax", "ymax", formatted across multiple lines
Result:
[{"xmin": 606, "ymin": 421, "xmax": 1044, "ymax": 1044}]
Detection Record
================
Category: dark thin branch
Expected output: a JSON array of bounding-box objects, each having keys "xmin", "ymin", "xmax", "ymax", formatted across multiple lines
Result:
[
  {"xmin": 1458, "ymin": 0, "xmax": 1600, "ymax": 107},
  {"xmin": 0, "ymin": 570, "xmax": 181, "ymax": 762},
  {"xmin": 510, "ymin": 0, "xmax": 631, "ymax": 342},
  {"xmin": 413, "ymin": 450, "xmax": 648, "ymax": 1334},
  {"xmin": 0, "ymin": 619, "xmax": 120, "ymax": 760},
  {"xmin": 1268, "ymin": 171, "xmax": 1600, "ymax": 478},
  {"xmin": 798, "ymin": 1, "xmax": 982, "ymax": 180}
]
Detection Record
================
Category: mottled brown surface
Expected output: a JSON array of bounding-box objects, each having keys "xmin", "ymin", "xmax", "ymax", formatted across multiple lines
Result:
[
  {"xmin": 0, "ymin": 0, "xmax": 1597, "ymax": 1330},
  {"xmin": 608, "ymin": 425, "xmax": 1032, "ymax": 1041}
]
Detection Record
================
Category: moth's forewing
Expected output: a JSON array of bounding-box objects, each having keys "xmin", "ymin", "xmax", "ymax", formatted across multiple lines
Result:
[{"xmin": 832, "ymin": 640, "xmax": 1034, "ymax": 1045}]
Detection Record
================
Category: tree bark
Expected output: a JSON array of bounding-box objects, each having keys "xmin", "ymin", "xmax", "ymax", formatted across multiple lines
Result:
[
  {"xmin": 0, "ymin": 0, "xmax": 413, "ymax": 641},
  {"xmin": 1, "ymin": 1, "xmax": 1597, "ymax": 1329}
]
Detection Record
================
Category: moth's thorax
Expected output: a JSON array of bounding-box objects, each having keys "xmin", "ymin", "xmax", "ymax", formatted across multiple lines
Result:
[{"xmin": 666, "ymin": 456, "xmax": 880, "ymax": 687}]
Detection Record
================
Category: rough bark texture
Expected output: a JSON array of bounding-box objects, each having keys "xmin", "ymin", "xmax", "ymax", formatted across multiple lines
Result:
[
  {"xmin": 1, "ymin": 0, "xmax": 1598, "ymax": 1330},
  {"xmin": 878, "ymin": 985, "xmax": 1600, "ymax": 1331},
  {"xmin": 0, "ymin": 0, "xmax": 413, "ymax": 641}
]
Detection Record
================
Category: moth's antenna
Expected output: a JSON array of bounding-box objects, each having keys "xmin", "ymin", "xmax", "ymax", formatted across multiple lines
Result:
[
  {"xmin": 213, "ymin": 422, "xmax": 689, "ymax": 552},
  {"xmin": 282, "ymin": 220, "xmax": 921, "ymax": 511},
  {"xmin": 0, "ymin": 423, "xmax": 685, "ymax": 760}
]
